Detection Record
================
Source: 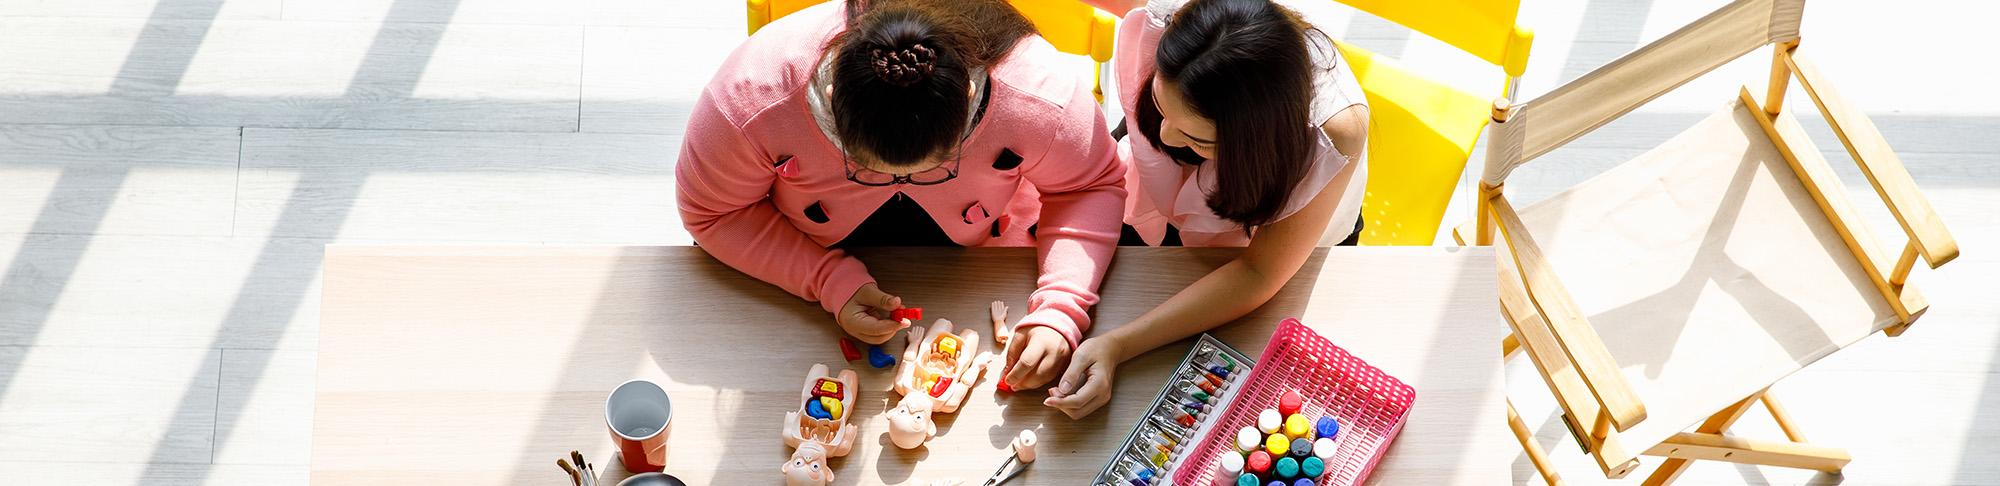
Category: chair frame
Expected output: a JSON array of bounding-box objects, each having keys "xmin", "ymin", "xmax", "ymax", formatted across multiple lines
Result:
[{"xmin": 1457, "ymin": 0, "xmax": 1960, "ymax": 483}]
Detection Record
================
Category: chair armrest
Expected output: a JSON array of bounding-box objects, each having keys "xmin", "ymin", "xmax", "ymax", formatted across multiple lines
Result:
[
  {"xmin": 1785, "ymin": 50, "xmax": 1959, "ymax": 268},
  {"xmin": 1488, "ymin": 195, "xmax": 1647, "ymax": 433}
]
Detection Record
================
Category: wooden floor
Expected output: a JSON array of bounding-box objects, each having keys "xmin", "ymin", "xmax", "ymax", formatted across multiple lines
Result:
[{"xmin": 0, "ymin": 1, "xmax": 1991, "ymax": 484}]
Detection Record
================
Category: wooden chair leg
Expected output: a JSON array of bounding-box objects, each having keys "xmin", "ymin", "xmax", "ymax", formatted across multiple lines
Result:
[
  {"xmin": 1761, "ymin": 393, "xmax": 1809, "ymax": 443},
  {"xmin": 1639, "ymin": 393, "xmax": 1761, "ymax": 486},
  {"xmin": 1509, "ymin": 401, "xmax": 1564, "ymax": 486}
]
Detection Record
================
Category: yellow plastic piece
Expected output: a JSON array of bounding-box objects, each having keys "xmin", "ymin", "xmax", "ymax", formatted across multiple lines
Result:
[
  {"xmin": 936, "ymin": 334, "xmax": 961, "ymax": 357},
  {"xmin": 1332, "ymin": 0, "xmax": 1533, "ymax": 246},
  {"xmin": 745, "ymin": 0, "xmax": 1115, "ymax": 101},
  {"xmin": 819, "ymin": 396, "xmax": 844, "ymax": 420}
]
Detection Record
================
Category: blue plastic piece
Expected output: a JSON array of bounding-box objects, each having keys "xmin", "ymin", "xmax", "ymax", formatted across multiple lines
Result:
[
  {"xmin": 1315, "ymin": 416, "xmax": 1340, "ymax": 439},
  {"xmin": 867, "ymin": 345, "xmax": 895, "ymax": 369},
  {"xmin": 1293, "ymin": 479, "xmax": 1316, "ymax": 486},
  {"xmin": 804, "ymin": 398, "xmax": 831, "ymax": 420}
]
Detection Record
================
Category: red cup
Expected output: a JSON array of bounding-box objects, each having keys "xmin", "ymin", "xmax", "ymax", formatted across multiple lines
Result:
[{"xmin": 606, "ymin": 379, "xmax": 671, "ymax": 472}]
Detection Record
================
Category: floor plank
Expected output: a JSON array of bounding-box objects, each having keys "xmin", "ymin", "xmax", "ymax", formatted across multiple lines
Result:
[
  {"xmin": 0, "ymin": 125, "xmax": 239, "ymax": 237},
  {"xmin": 235, "ymin": 128, "xmax": 685, "ymax": 243},
  {"xmin": 0, "ymin": 346, "xmax": 218, "ymax": 464},
  {"xmin": 214, "ymin": 348, "xmax": 314, "ymax": 466},
  {"xmin": 279, "ymin": 0, "xmax": 745, "ymax": 29},
  {"xmin": 0, "ymin": 235, "xmax": 324, "ymax": 350},
  {"xmin": 0, "ymin": 17, "xmax": 582, "ymax": 131},
  {"xmin": 0, "ymin": 461, "xmax": 304, "ymax": 485},
  {"xmin": 0, "ymin": 0, "xmax": 281, "ymax": 20},
  {"xmin": 579, "ymin": 26, "xmax": 736, "ymax": 134}
]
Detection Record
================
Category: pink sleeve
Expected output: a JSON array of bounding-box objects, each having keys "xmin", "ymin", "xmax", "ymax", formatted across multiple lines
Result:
[
  {"xmin": 1013, "ymin": 82, "xmax": 1128, "ymax": 348},
  {"xmin": 676, "ymin": 95, "xmax": 874, "ymax": 315}
]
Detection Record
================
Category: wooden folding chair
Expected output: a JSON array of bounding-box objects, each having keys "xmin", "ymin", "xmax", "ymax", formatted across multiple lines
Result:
[{"xmin": 1450, "ymin": 0, "xmax": 1960, "ymax": 483}]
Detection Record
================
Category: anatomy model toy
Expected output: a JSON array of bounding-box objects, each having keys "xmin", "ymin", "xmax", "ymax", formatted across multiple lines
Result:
[
  {"xmin": 886, "ymin": 319, "xmax": 995, "ymax": 449},
  {"xmin": 780, "ymin": 364, "xmax": 859, "ymax": 486}
]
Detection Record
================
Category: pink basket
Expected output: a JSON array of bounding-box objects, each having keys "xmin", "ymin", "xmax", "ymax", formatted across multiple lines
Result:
[{"xmin": 1170, "ymin": 318, "xmax": 1416, "ymax": 486}]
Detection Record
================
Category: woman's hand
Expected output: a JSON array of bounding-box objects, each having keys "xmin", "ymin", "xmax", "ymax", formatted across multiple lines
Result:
[
  {"xmin": 1002, "ymin": 326, "xmax": 1072, "ymax": 390},
  {"xmin": 837, "ymin": 283, "xmax": 908, "ymax": 344},
  {"xmin": 1044, "ymin": 335, "xmax": 1121, "ymax": 419}
]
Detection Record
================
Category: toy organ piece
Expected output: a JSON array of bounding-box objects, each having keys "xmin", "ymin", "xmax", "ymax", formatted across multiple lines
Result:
[
  {"xmin": 781, "ymin": 364, "xmax": 859, "ymax": 486},
  {"xmin": 886, "ymin": 318, "xmax": 995, "ymax": 449}
]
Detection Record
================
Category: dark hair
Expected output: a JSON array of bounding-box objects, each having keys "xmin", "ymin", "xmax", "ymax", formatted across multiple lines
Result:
[
  {"xmin": 1136, "ymin": 0, "xmax": 1326, "ymax": 228},
  {"xmin": 828, "ymin": 0, "xmax": 1037, "ymax": 168}
]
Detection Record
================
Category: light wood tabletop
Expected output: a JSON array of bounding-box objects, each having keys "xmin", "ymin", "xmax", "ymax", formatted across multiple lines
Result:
[{"xmin": 311, "ymin": 245, "xmax": 1508, "ymax": 485}]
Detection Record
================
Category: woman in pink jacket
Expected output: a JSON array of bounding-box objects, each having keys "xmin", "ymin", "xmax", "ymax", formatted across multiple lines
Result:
[
  {"xmin": 1045, "ymin": 0, "xmax": 1371, "ymax": 418},
  {"xmin": 677, "ymin": 0, "xmax": 1125, "ymax": 389}
]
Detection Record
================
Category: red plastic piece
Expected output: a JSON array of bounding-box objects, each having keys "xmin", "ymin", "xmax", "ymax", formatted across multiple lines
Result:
[
  {"xmin": 928, "ymin": 376, "xmax": 953, "ymax": 397},
  {"xmin": 1279, "ymin": 389, "xmax": 1304, "ymax": 417},
  {"xmin": 838, "ymin": 338, "xmax": 862, "ymax": 361},
  {"xmin": 811, "ymin": 378, "xmax": 845, "ymax": 399},
  {"xmin": 996, "ymin": 379, "xmax": 1015, "ymax": 393},
  {"xmin": 890, "ymin": 307, "xmax": 923, "ymax": 322}
]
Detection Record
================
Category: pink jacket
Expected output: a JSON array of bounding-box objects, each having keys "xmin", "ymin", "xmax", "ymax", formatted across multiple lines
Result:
[{"xmin": 676, "ymin": 3, "xmax": 1125, "ymax": 346}]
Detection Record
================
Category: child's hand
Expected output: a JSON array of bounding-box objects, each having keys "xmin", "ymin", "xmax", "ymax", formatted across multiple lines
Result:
[
  {"xmin": 837, "ymin": 283, "xmax": 908, "ymax": 344},
  {"xmin": 1044, "ymin": 336, "xmax": 1119, "ymax": 419},
  {"xmin": 1001, "ymin": 326, "xmax": 1071, "ymax": 390}
]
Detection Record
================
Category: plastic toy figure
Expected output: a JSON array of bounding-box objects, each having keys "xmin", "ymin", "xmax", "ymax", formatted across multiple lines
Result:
[
  {"xmin": 780, "ymin": 364, "xmax": 858, "ymax": 485},
  {"xmin": 886, "ymin": 319, "xmax": 994, "ymax": 449}
]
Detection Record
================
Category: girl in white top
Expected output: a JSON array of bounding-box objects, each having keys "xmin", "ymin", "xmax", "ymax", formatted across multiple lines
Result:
[{"xmin": 1048, "ymin": 0, "xmax": 1370, "ymax": 418}]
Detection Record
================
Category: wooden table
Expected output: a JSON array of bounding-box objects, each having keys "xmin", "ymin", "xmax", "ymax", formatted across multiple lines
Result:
[{"xmin": 311, "ymin": 246, "xmax": 1509, "ymax": 484}]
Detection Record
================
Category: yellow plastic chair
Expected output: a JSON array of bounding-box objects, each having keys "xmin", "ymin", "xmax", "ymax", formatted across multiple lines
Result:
[
  {"xmin": 1332, "ymin": 0, "xmax": 1533, "ymax": 245},
  {"xmin": 746, "ymin": 0, "xmax": 1118, "ymax": 101}
]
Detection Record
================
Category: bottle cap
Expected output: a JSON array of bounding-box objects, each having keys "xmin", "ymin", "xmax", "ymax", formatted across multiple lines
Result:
[
  {"xmin": 1301, "ymin": 456, "xmax": 1326, "ymax": 478},
  {"xmin": 1236, "ymin": 426, "xmax": 1262, "ymax": 453},
  {"xmin": 1246, "ymin": 451, "xmax": 1272, "ymax": 474},
  {"xmin": 1278, "ymin": 390, "xmax": 1304, "ymax": 416},
  {"xmin": 1315, "ymin": 416, "xmax": 1340, "ymax": 440},
  {"xmin": 1258, "ymin": 409, "xmax": 1282, "ymax": 434}
]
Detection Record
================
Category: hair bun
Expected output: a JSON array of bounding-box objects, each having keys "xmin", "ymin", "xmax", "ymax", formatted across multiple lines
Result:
[{"xmin": 868, "ymin": 43, "xmax": 936, "ymax": 87}]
